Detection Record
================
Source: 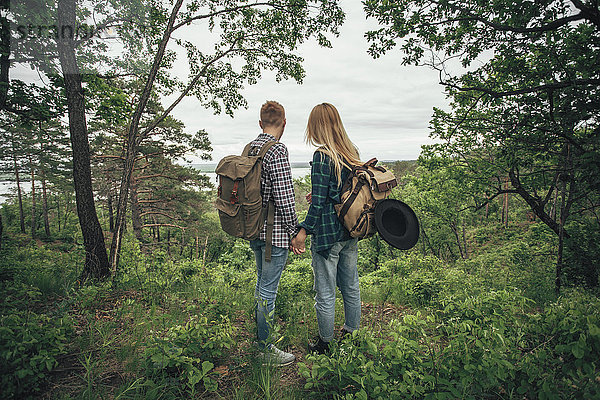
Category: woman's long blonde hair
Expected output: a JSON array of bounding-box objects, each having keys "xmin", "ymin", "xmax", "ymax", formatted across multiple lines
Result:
[{"xmin": 305, "ymin": 103, "xmax": 362, "ymax": 184}]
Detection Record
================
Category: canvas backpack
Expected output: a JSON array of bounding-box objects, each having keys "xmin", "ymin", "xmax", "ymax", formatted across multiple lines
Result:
[
  {"xmin": 335, "ymin": 158, "xmax": 398, "ymax": 239},
  {"xmin": 215, "ymin": 140, "xmax": 277, "ymax": 260}
]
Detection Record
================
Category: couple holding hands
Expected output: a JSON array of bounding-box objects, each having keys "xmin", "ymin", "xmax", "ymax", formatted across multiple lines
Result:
[{"xmin": 248, "ymin": 101, "xmax": 363, "ymax": 366}]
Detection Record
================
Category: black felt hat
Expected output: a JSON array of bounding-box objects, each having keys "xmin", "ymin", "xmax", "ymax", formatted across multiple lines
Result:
[{"xmin": 375, "ymin": 199, "xmax": 419, "ymax": 250}]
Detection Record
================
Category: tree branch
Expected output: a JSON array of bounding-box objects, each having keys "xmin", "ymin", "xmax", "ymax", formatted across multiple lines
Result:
[
  {"xmin": 139, "ymin": 211, "xmax": 181, "ymax": 220},
  {"xmin": 171, "ymin": 2, "xmax": 278, "ymax": 32},
  {"xmin": 140, "ymin": 41, "xmax": 239, "ymax": 137},
  {"xmin": 135, "ymin": 173, "xmax": 183, "ymax": 180},
  {"xmin": 440, "ymin": 1, "xmax": 588, "ymax": 33},
  {"xmin": 443, "ymin": 78, "xmax": 600, "ymax": 98},
  {"xmin": 570, "ymin": 0, "xmax": 600, "ymax": 28},
  {"xmin": 142, "ymin": 223, "xmax": 185, "ymax": 230},
  {"xmin": 509, "ymin": 167, "xmax": 569, "ymax": 238}
]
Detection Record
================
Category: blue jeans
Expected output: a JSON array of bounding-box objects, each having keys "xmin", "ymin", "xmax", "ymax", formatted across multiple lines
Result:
[
  {"xmin": 250, "ymin": 240, "xmax": 289, "ymax": 348},
  {"xmin": 312, "ymin": 238, "xmax": 360, "ymax": 342}
]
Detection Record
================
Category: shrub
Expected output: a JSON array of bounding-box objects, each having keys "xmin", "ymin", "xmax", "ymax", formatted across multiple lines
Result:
[
  {"xmin": 144, "ymin": 315, "xmax": 236, "ymax": 394},
  {"xmin": 299, "ymin": 315, "xmax": 436, "ymax": 400},
  {"xmin": 217, "ymin": 240, "xmax": 254, "ymax": 271},
  {"xmin": 514, "ymin": 290, "xmax": 600, "ymax": 399},
  {"xmin": 0, "ymin": 307, "xmax": 72, "ymax": 398},
  {"xmin": 277, "ymin": 258, "xmax": 313, "ymax": 321}
]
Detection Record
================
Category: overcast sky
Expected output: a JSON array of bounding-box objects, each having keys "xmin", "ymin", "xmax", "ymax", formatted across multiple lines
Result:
[
  {"xmin": 13, "ymin": 2, "xmax": 449, "ymax": 165},
  {"xmin": 172, "ymin": 3, "xmax": 449, "ymax": 164}
]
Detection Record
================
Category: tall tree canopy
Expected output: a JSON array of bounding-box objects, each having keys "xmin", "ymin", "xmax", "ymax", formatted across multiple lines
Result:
[
  {"xmin": 364, "ymin": 0, "xmax": 600, "ymax": 291},
  {"xmin": 4, "ymin": 0, "xmax": 345, "ymax": 279},
  {"xmin": 106, "ymin": 0, "xmax": 345, "ymax": 270}
]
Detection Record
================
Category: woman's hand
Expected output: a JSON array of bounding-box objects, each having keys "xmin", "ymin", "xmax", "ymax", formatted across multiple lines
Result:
[
  {"xmin": 290, "ymin": 228, "xmax": 307, "ymax": 255},
  {"xmin": 305, "ymin": 192, "xmax": 312, "ymax": 204}
]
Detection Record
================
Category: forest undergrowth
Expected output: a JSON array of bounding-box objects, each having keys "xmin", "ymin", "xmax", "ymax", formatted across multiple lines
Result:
[{"xmin": 1, "ymin": 217, "xmax": 599, "ymax": 399}]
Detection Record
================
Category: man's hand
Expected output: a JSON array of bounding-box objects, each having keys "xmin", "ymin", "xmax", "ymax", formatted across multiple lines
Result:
[
  {"xmin": 290, "ymin": 228, "xmax": 307, "ymax": 255},
  {"xmin": 305, "ymin": 192, "xmax": 312, "ymax": 204}
]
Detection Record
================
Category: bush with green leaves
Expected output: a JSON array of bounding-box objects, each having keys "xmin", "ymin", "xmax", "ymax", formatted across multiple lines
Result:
[
  {"xmin": 380, "ymin": 253, "xmax": 483, "ymax": 308},
  {"xmin": 299, "ymin": 316, "xmax": 435, "ymax": 400},
  {"xmin": 277, "ymin": 258, "xmax": 313, "ymax": 321},
  {"xmin": 514, "ymin": 290, "xmax": 600, "ymax": 399},
  {"xmin": 217, "ymin": 239, "xmax": 255, "ymax": 271},
  {"xmin": 300, "ymin": 287, "xmax": 599, "ymax": 399},
  {"xmin": 144, "ymin": 315, "xmax": 235, "ymax": 394},
  {"xmin": 0, "ymin": 286, "xmax": 72, "ymax": 398},
  {"xmin": 0, "ymin": 238, "xmax": 79, "ymax": 297},
  {"xmin": 116, "ymin": 236, "xmax": 206, "ymax": 293}
]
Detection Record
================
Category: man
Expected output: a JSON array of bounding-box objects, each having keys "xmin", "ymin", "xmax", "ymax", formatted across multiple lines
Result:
[{"xmin": 248, "ymin": 100, "xmax": 298, "ymax": 366}]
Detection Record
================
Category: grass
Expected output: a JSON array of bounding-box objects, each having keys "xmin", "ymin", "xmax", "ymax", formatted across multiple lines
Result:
[{"xmin": 1, "ymin": 222, "xmax": 598, "ymax": 399}]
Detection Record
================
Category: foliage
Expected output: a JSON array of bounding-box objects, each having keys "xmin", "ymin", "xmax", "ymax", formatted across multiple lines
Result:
[
  {"xmin": 301, "ymin": 289, "xmax": 600, "ymax": 400},
  {"xmin": 515, "ymin": 290, "xmax": 600, "ymax": 399},
  {"xmin": 144, "ymin": 315, "xmax": 236, "ymax": 394},
  {"xmin": 217, "ymin": 239, "xmax": 255, "ymax": 271},
  {"xmin": 0, "ymin": 284, "xmax": 73, "ymax": 399},
  {"xmin": 277, "ymin": 258, "xmax": 313, "ymax": 322},
  {"xmin": 0, "ymin": 153, "xmax": 598, "ymax": 399},
  {"xmin": 364, "ymin": 0, "xmax": 600, "ymax": 292},
  {"xmin": 563, "ymin": 218, "xmax": 600, "ymax": 287}
]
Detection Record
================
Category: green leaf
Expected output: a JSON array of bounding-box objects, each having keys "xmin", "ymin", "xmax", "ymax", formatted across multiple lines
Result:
[
  {"xmin": 201, "ymin": 360, "xmax": 214, "ymax": 376},
  {"xmin": 572, "ymin": 345, "xmax": 584, "ymax": 359}
]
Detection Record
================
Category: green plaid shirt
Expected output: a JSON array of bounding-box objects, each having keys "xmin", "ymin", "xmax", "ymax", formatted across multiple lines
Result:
[{"xmin": 299, "ymin": 151, "xmax": 350, "ymax": 258}]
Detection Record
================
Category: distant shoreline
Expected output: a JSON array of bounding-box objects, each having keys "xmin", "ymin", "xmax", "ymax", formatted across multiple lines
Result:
[
  {"xmin": 192, "ymin": 162, "xmax": 311, "ymax": 172},
  {"xmin": 192, "ymin": 160, "xmax": 405, "ymax": 173}
]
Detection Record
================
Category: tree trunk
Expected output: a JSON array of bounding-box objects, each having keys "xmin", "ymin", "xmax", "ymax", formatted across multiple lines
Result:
[
  {"xmin": 57, "ymin": 0, "xmax": 110, "ymax": 280},
  {"xmin": 503, "ymin": 177, "xmax": 509, "ymax": 227},
  {"xmin": 56, "ymin": 195, "xmax": 61, "ymax": 232},
  {"xmin": 450, "ymin": 221, "xmax": 466, "ymax": 259},
  {"xmin": 167, "ymin": 229, "xmax": 171, "ymax": 255},
  {"xmin": 462, "ymin": 224, "xmax": 468, "ymax": 259},
  {"xmin": 29, "ymin": 155, "xmax": 36, "ymax": 239},
  {"xmin": 0, "ymin": 214, "xmax": 3, "ymax": 252},
  {"xmin": 550, "ymin": 189, "xmax": 558, "ymax": 220},
  {"xmin": 0, "ymin": 2, "xmax": 9, "ymax": 110},
  {"xmin": 107, "ymin": 194, "xmax": 114, "ymax": 232},
  {"xmin": 12, "ymin": 151, "xmax": 25, "ymax": 234},
  {"xmin": 130, "ymin": 182, "xmax": 144, "ymax": 242},
  {"xmin": 482, "ymin": 193, "xmax": 489, "ymax": 220},
  {"xmin": 556, "ymin": 176, "xmax": 568, "ymax": 296},
  {"xmin": 109, "ymin": 0, "xmax": 184, "ymax": 272},
  {"xmin": 41, "ymin": 170, "xmax": 50, "ymax": 237},
  {"xmin": 180, "ymin": 230, "xmax": 185, "ymax": 256},
  {"xmin": 38, "ymin": 122, "xmax": 50, "ymax": 237},
  {"xmin": 202, "ymin": 236, "xmax": 208, "ymax": 270},
  {"xmin": 509, "ymin": 168, "xmax": 567, "ymax": 237},
  {"xmin": 420, "ymin": 225, "xmax": 437, "ymax": 257}
]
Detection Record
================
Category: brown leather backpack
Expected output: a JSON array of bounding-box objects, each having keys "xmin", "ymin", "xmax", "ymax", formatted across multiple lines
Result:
[{"xmin": 335, "ymin": 158, "xmax": 398, "ymax": 239}]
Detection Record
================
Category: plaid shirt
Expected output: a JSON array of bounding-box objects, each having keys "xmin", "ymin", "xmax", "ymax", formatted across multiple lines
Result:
[
  {"xmin": 299, "ymin": 151, "xmax": 350, "ymax": 258},
  {"xmin": 249, "ymin": 133, "xmax": 299, "ymax": 249}
]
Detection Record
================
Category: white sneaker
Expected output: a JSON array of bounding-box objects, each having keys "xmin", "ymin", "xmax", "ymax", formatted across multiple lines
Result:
[{"xmin": 258, "ymin": 345, "xmax": 295, "ymax": 366}]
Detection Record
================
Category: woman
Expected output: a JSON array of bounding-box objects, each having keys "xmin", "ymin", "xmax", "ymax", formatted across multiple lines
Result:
[{"xmin": 291, "ymin": 103, "xmax": 363, "ymax": 354}]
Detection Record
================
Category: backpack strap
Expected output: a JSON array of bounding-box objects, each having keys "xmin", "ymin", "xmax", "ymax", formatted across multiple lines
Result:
[
  {"xmin": 242, "ymin": 142, "xmax": 253, "ymax": 156},
  {"xmin": 242, "ymin": 139, "xmax": 278, "ymax": 157},
  {"xmin": 337, "ymin": 158, "xmax": 377, "ymax": 220},
  {"xmin": 264, "ymin": 199, "xmax": 275, "ymax": 262},
  {"xmin": 338, "ymin": 176, "xmax": 366, "ymax": 220}
]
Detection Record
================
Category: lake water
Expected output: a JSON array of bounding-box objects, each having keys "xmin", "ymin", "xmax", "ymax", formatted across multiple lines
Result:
[
  {"xmin": 202, "ymin": 167, "xmax": 310, "ymax": 186},
  {"xmin": 0, "ymin": 167, "xmax": 312, "ymax": 204}
]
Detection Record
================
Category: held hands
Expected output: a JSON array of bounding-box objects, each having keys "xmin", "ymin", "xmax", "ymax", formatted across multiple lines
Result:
[{"xmin": 290, "ymin": 228, "xmax": 307, "ymax": 255}]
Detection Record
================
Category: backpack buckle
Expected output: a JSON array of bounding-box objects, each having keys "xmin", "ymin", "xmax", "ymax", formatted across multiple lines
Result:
[{"xmin": 230, "ymin": 180, "xmax": 240, "ymax": 204}]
